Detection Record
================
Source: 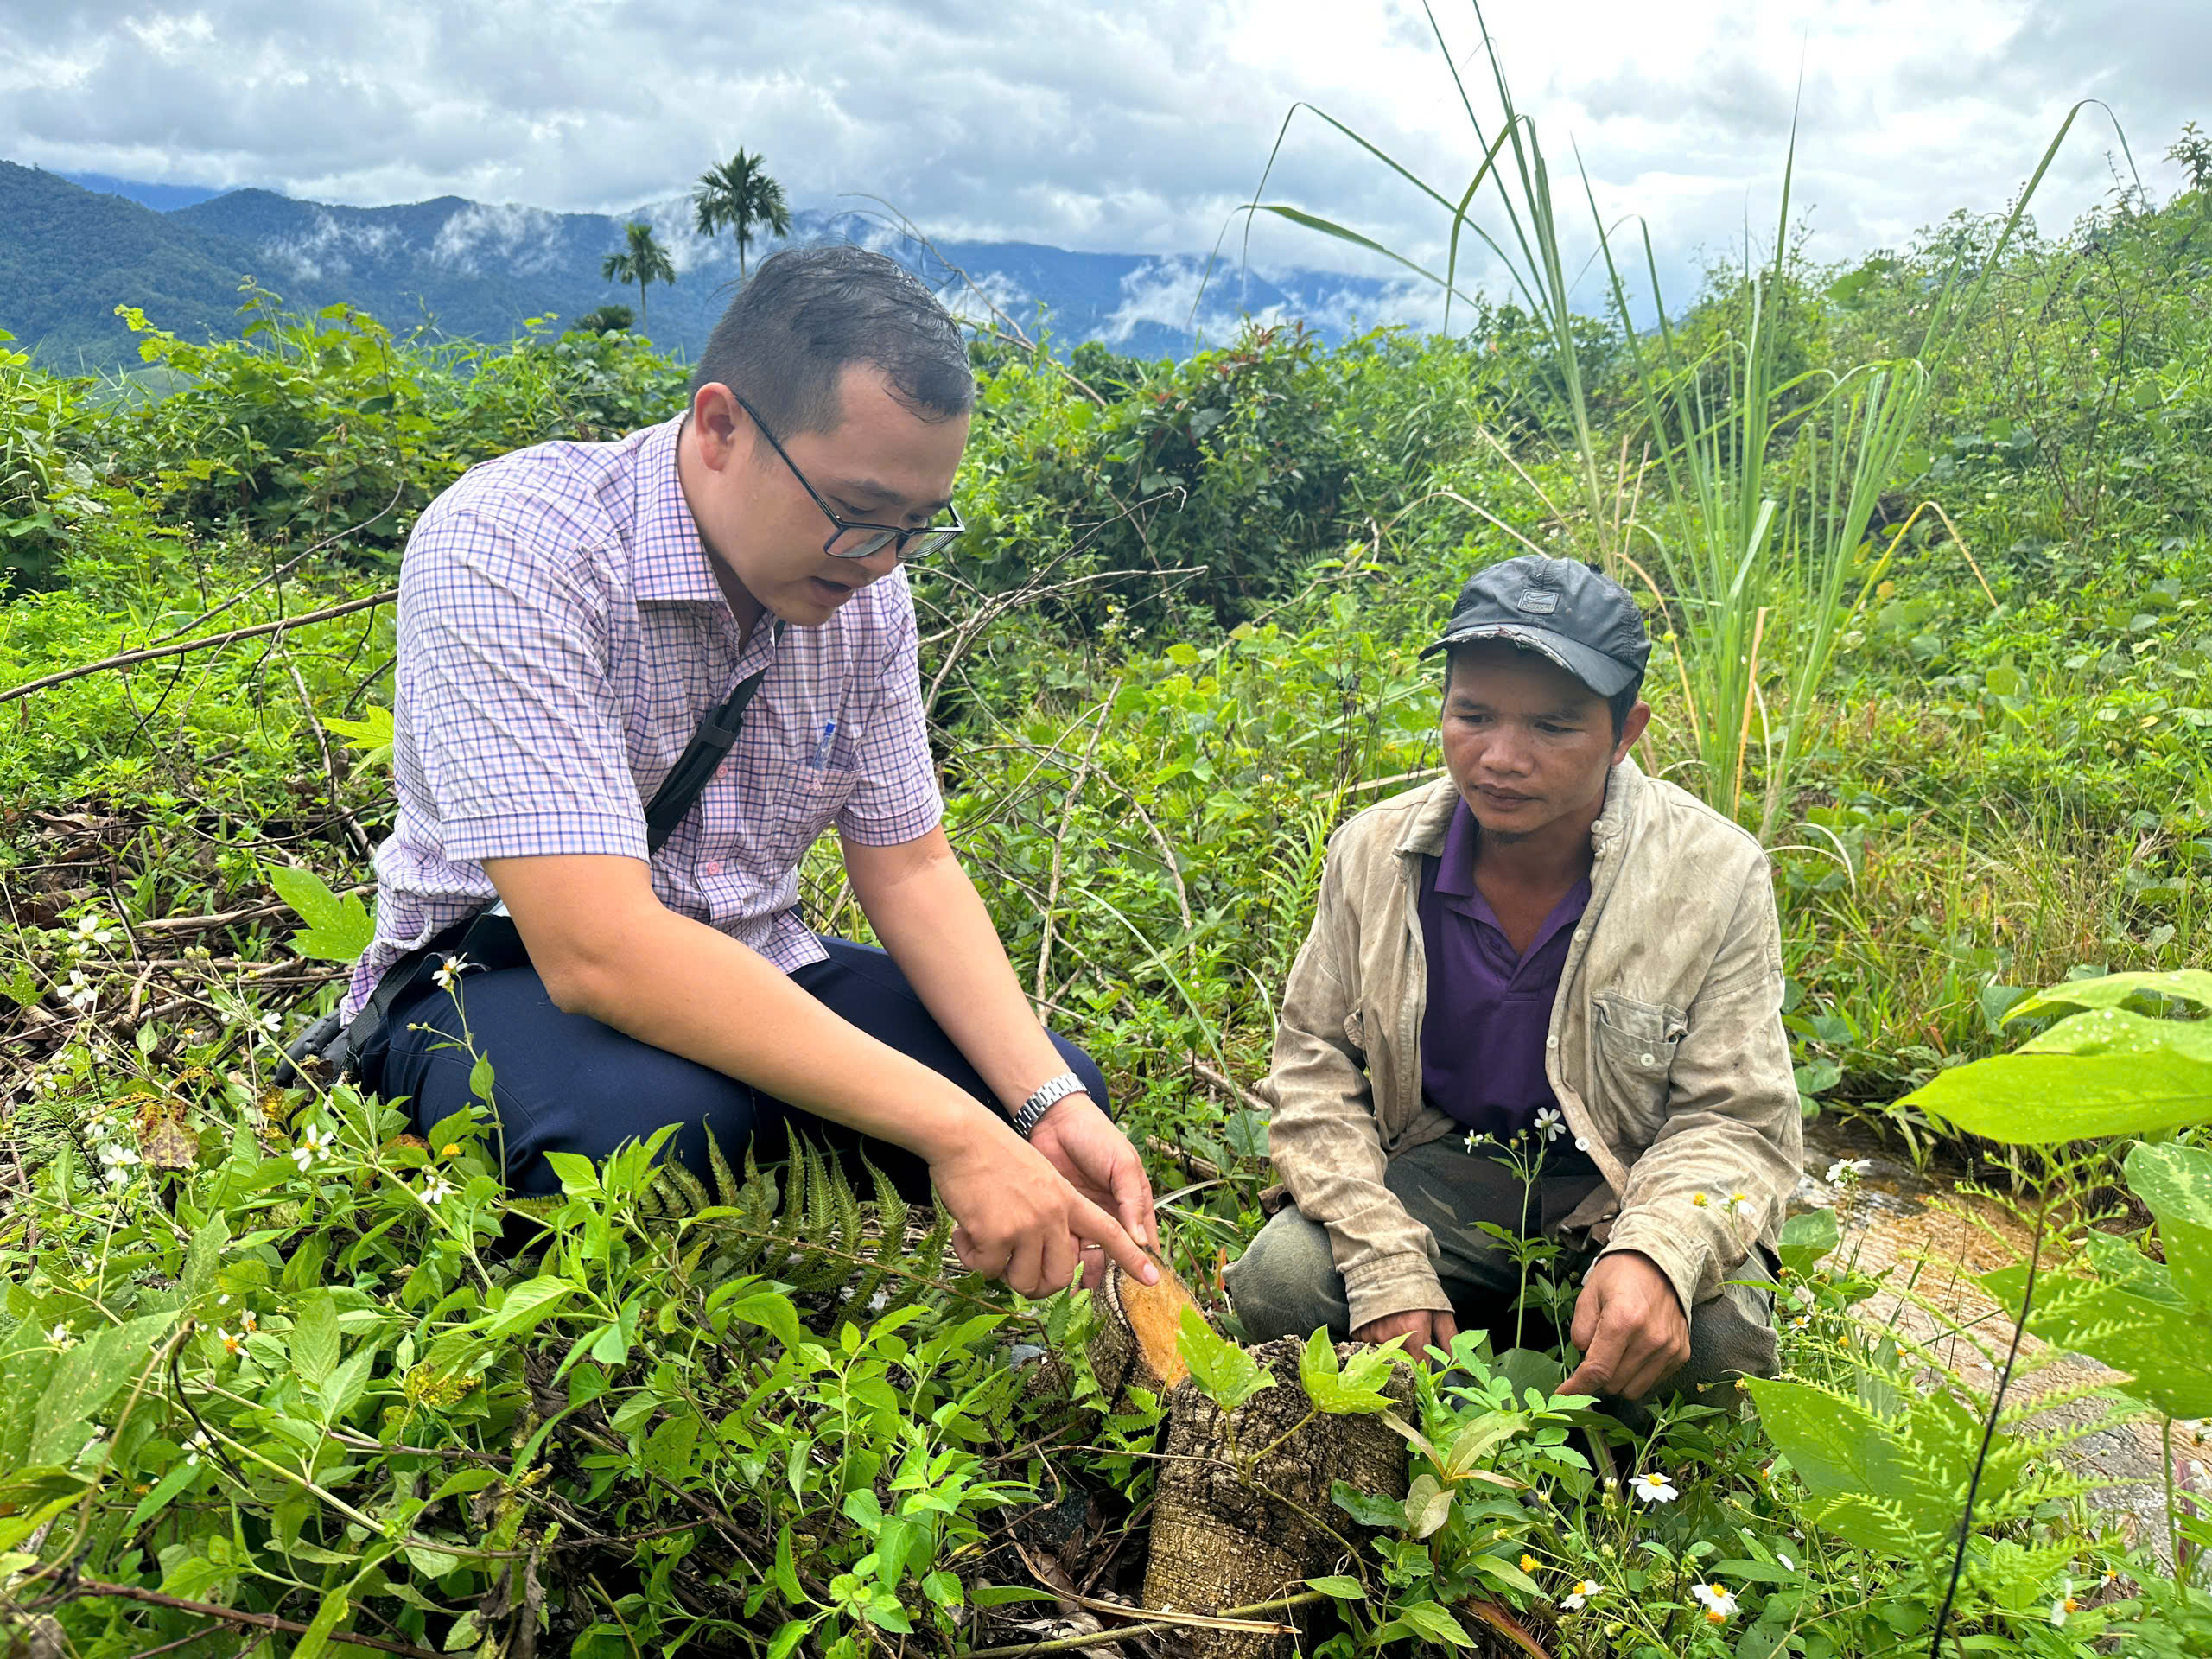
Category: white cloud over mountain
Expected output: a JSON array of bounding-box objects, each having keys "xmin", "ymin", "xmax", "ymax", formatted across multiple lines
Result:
[{"xmin": 1, "ymin": 0, "xmax": 2201, "ymax": 315}]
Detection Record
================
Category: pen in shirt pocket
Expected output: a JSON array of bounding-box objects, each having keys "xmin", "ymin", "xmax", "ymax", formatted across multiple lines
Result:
[{"xmin": 810, "ymin": 720, "xmax": 839, "ymax": 769}]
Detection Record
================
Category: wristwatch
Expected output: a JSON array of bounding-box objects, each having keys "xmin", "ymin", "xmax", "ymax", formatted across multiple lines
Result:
[{"xmin": 1012, "ymin": 1072, "xmax": 1090, "ymax": 1140}]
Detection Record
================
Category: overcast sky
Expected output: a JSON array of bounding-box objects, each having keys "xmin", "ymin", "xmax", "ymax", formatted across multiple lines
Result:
[{"xmin": 3, "ymin": 0, "xmax": 2202, "ymax": 307}]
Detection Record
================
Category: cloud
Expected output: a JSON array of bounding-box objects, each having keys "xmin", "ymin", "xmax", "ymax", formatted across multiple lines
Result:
[
  {"xmin": 0, "ymin": 0, "xmax": 2200, "ymax": 314},
  {"xmin": 260, "ymin": 210, "xmax": 397, "ymax": 283}
]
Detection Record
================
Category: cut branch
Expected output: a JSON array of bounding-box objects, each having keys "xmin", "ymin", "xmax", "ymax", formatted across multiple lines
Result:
[{"xmin": 1, "ymin": 590, "xmax": 397, "ymax": 707}]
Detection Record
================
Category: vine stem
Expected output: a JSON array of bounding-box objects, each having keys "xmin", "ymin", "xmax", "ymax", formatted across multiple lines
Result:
[
  {"xmin": 1928, "ymin": 1182, "xmax": 2051, "ymax": 1658},
  {"xmin": 962, "ymin": 1589, "xmax": 1328, "ymax": 1658}
]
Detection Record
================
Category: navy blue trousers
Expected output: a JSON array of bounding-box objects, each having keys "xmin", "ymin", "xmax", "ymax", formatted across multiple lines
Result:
[{"xmin": 363, "ymin": 937, "xmax": 1109, "ymax": 1198}]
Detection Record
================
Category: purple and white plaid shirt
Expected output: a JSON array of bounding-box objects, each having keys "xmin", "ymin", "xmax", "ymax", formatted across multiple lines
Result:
[{"xmin": 342, "ymin": 415, "xmax": 944, "ymax": 1020}]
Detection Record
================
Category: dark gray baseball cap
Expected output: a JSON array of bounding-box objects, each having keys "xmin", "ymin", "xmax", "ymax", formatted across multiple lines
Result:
[{"xmin": 1421, "ymin": 554, "xmax": 1651, "ymax": 698}]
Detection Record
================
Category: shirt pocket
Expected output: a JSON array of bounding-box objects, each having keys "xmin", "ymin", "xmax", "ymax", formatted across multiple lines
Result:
[{"xmin": 1589, "ymin": 990, "xmax": 1688, "ymax": 1135}]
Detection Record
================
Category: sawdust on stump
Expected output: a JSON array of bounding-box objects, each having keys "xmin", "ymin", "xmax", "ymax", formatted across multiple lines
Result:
[{"xmin": 1089, "ymin": 1254, "xmax": 1201, "ymax": 1408}]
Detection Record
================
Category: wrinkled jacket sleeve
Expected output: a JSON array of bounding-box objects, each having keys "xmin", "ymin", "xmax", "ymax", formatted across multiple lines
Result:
[
  {"xmin": 1262, "ymin": 830, "xmax": 1452, "ymax": 1332},
  {"xmin": 1601, "ymin": 855, "xmax": 1802, "ymax": 1314}
]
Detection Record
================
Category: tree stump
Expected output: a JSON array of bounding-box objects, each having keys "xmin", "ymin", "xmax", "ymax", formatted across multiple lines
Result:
[{"xmin": 1089, "ymin": 1265, "xmax": 1414, "ymax": 1659}]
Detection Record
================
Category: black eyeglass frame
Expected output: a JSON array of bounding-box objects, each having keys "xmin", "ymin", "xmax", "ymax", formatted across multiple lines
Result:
[{"xmin": 732, "ymin": 392, "xmax": 964, "ymax": 563}]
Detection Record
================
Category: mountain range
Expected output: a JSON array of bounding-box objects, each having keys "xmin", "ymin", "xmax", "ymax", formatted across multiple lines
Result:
[{"xmin": 3, "ymin": 162, "xmax": 1420, "ymax": 370}]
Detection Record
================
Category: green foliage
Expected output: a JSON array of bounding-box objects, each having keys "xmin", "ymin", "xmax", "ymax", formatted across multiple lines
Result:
[
  {"xmin": 601, "ymin": 219, "xmax": 677, "ymax": 337},
  {"xmin": 0, "ymin": 1081, "xmax": 1043, "ymax": 1655},
  {"xmin": 694, "ymin": 148, "xmax": 794, "ymax": 279},
  {"xmin": 265, "ymin": 862, "xmax": 374, "ymax": 963},
  {"xmin": 1906, "ymin": 974, "xmax": 2212, "ymax": 1142}
]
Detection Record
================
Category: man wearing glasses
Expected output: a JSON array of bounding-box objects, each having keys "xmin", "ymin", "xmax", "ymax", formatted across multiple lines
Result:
[{"xmin": 341, "ymin": 245, "xmax": 1158, "ymax": 1298}]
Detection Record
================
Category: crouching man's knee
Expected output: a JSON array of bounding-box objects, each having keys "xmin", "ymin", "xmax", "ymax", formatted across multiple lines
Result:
[{"xmin": 1223, "ymin": 1205, "xmax": 1352, "ymax": 1344}]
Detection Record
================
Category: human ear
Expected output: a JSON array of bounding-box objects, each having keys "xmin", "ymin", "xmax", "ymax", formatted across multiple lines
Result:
[
  {"xmin": 690, "ymin": 384, "xmax": 747, "ymax": 470},
  {"xmin": 1614, "ymin": 700, "xmax": 1653, "ymax": 761}
]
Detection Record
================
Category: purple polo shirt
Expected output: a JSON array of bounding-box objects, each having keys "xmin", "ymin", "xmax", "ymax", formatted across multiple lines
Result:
[{"xmin": 1417, "ymin": 798, "xmax": 1590, "ymax": 1141}]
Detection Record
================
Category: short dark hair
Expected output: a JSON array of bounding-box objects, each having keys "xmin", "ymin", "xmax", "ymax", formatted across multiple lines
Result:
[
  {"xmin": 690, "ymin": 245, "xmax": 974, "ymax": 435},
  {"xmin": 1442, "ymin": 645, "xmax": 1643, "ymax": 739}
]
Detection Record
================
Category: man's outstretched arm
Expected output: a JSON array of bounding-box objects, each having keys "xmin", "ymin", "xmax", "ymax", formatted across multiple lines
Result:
[
  {"xmin": 486, "ymin": 851, "xmax": 1157, "ymax": 1297},
  {"xmin": 842, "ymin": 827, "xmax": 1155, "ymax": 1262}
]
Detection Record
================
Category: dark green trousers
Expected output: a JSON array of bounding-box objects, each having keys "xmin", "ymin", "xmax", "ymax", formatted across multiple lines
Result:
[{"xmin": 1224, "ymin": 1137, "xmax": 1777, "ymax": 1398}]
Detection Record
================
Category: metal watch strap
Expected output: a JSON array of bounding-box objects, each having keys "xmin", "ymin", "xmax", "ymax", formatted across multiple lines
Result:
[{"xmin": 1011, "ymin": 1072, "xmax": 1088, "ymax": 1139}]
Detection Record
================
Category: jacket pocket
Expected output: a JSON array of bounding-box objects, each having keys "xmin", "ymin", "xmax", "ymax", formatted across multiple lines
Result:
[
  {"xmin": 1589, "ymin": 991, "xmax": 1686, "ymax": 1133},
  {"xmin": 1343, "ymin": 1007, "xmax": 1366, "ymax": 1056}
]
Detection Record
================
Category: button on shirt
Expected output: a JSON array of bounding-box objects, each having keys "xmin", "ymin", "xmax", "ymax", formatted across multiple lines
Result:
[
  {"xmin": 1416, "ymin": 798, "xmax": 1590, "ymax": 1141},
  {"xmin": 342, "ymin": 416, "xmax": 944, "ymax": 1020}
]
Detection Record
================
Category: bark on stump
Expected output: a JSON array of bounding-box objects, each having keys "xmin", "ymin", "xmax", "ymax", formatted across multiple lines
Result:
[{"xmin": 1089, "ymin": 1265, "xmax": 1414, "ymax": 1659}]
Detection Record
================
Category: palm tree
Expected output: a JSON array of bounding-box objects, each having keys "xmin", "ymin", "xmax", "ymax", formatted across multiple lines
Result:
[
  {"xmin": 601, "ymin": 220, "xmax": 676, "ymax": 336},
  {"xmin": 692, "ymin": 149, "xmax": 793, "ymax": 279}
]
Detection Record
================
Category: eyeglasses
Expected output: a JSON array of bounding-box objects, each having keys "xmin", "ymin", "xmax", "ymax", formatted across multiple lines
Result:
[{"xmin": 733, "ymin": 392, "xmax": 964, "ymax": 563}]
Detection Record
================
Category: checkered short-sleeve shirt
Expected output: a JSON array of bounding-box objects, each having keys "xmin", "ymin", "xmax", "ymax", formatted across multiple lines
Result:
[{"xmin": 342, "ymin": 415, "xmax": 944, "ymax": 1020}]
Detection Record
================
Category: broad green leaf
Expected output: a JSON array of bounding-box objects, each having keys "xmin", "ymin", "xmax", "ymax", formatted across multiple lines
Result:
[
  {"xmin": 2008, "ymin": 970, "xmax": 2212, "ymax": 1022},
  {"xmin": 1984, "ymin": 1262, "xmax": 2212, "ymax": 1419},
  {"xmin": 291, "ymin": 1590, "xmax": 350, "ymax": 1659},
  {"xmin": 1177, "ymin": 1308, "xmax": 1274, "ymax": 1412},
  {"xmin": 721, "ymin": 1289, "xmax": 804, "ymax": 1352},
  {"xmin": 322, "ymin": 703, "xmax": 395, "ymax": 770},
  {"xmin": 1471, "ymin": 1553, "xmax": 1543, "ymax": 1596},
  {"xmin": 773, "ymin": 1523, "xmax": 805, "ymax": 1604},
  {"xmin": 1778, "ymin": 1207, "xmax": 1840, "ymax": 1279},
  {"xmin": 289, "ymin": 1294, "xmax": 340, "ymax": 1388},
  {"xmin": 2125, "ymin": 1141, "xmax": 2212, "ymax": 1307},
  {"xmin": 1393, "ymin": 1599, "xmax": 1475, "ymax": 1648},
  {"xmin": 265, "ymin": 862, "xmax": 373, "ymax": 963},
  {"xmin": 1330, "ymin": 1478, "xmax": 1407, "ymax": 1529},
  {"xmin": 29, "ymin": 1313, "xmax": 171, "ymax": 1466},
  {"xmin": 1404, "ymin": 1471, "xmax": 1453, "ymax": 1540},
  {"xmin": 126, "ymin": 1458, "xmax": 202, "ymax": 1531},
  {"xmin": 182, "ymin": 1213, "xmax": 230, "ymax": 1306},
  {"xmin": 1306, "ymin": 1574, "xmax": 1365, "ymax": 1599},
  {"xmin": 1904, "ymin": 1009, "xmax": 2212, "ymax": 1143},
  {"xmin": 766, "ymin": 1619, "xmax": 812, "ymax": 1659},
  {"xmin": 1438, "ymin": 1411, "xmax": 1532, "ymax": 1481},
  {"xmin": 1297, "ymin": 1327, "xmax": 1402, "ymax": 1415},
  {"xmin": 480, "ymin": 1275, "xmax": 577, "ymax": 1339},
  {"xmin": 317, "ymin": 1346, "xmax": 377, "ymax": 1421},
  {"xmin": 0, "ymin": 1489, "xmax": 83, "ymax": 1553}
]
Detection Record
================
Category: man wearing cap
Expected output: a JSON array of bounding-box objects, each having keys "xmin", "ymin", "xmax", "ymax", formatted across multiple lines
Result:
[{"xmin": 1224, "ymin": 555, "xmax": 1799, "ymax": 1404}]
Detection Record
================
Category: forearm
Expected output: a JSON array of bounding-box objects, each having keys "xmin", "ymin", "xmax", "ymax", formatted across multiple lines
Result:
[
  {"xmin": 490, "ymin": 859, "xmax": 1006, "ymax": 1165},
  {"xmin": 845, "ymin": 830, "xmax": 1078, "ymax": 1114}
]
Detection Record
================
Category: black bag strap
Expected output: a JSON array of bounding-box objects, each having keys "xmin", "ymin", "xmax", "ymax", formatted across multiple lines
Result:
[
  {"xmin": 641, "ymin": 654, "xmax": 773, "ymax": 853},
  {"xmin": 333, "ymin": 642, "xmax": 779, "ymax": 1069}
]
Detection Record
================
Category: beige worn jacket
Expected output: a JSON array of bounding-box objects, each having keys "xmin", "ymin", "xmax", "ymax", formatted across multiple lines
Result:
[{"xmin": 1262, "ymin": 761, "xmax": 1802, "ymax": 1332}]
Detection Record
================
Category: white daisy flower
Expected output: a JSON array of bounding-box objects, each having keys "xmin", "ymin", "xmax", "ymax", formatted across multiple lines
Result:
[
  {"xmin": 1560, "ymin": 1579, "xmax": 1600, "ymax": 1611},
  {"xmin": 2050, "ymin": 1593, "xmax": 2079, "ymax": 1627},
  {"xmin": 420, "ymin": 1175, "xmax": 455, "ymax": 1206},
  {"xmin": 1826, "ymin": 1158, "xmax": 1872, "ymax": 1185},
  {"xmin": 290, "ymin": 1122, "xmax": 336, "ymax": 1172},
  {"xmin": 62, "ymin": 969, "xmax": 99, "ymax": 1011},
  {"xmin": 184, "ymin": 1430, "xmax": 212, "ymax": 1465},
  {"xmin": 432, "ymin": 953, "xmax": 476, "ymax": 991},
  {"xmin": 1534, "ymin": 1108, "xmax": 1566, "ymax": 1142},
  {"xmin": 1725, "ymin": 1191, "xmax": 1754, "ymax": 1216},
  {"xmin": 1629, "ymin": 1471, "xmax": 1679, "ymax": 1504},
  {"xmin": 1692, "ymin": 1583, "xmax": 1738, "ymax": 1622},
  {"xmin": 47, "ymin": 1322, "xmax": 74, "ymax": 1349}
]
